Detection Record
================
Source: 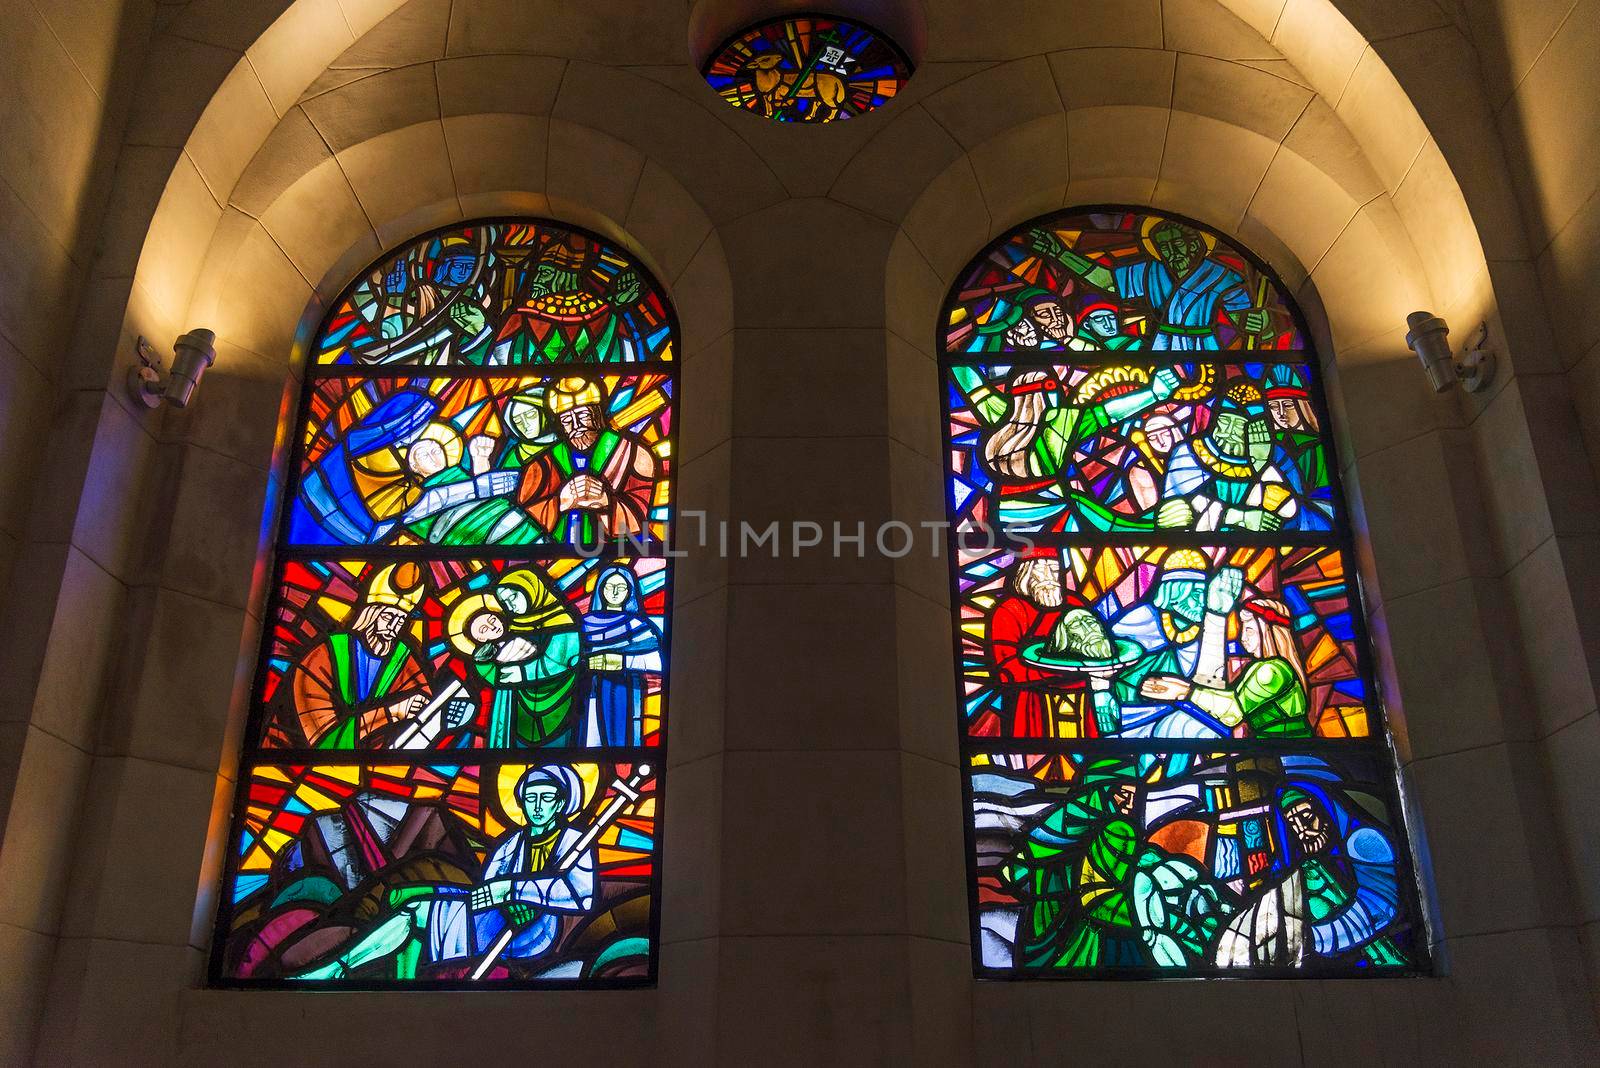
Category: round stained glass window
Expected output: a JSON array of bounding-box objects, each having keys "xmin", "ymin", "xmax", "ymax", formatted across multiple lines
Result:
[{"xmin": 702, "ymin": 14, "xmax": 912, "ymax": 123}]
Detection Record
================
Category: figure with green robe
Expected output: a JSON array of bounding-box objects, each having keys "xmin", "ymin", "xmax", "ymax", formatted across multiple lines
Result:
[
  {"xmin": 466, "ymin": 568, "xmax": 581, "ymax": 747},
  {"xmin": 1007, "ymin": 759, "xmax": 1231, "ymax": 968},
  {"xmin": 960, "ymin": 365, "xmax": 1182, "ymax": 531},
  {"xmin": 489, "ymin": 231, "xmax": 645, "ymax": 364},
  {"xmin": 280, "ymin": 563, "xmax": 472, "ymax": 749},
  {"xmin": 1159, "ymin": 385, "xmax": 1302, "ymax": 533},
  {"xmin": 1263, "ymin": 364, "xmax": 1333, "ymax": 530},
  {"xmin": 516, "ymin": 378, "xmax": 659, "ymax": 544}
]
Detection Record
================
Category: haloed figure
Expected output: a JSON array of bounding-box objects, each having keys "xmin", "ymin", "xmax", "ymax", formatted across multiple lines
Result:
[
  {"xmin": 581, "ymin": 566, "xmax": 663, "ymax": 747},
  {"xmin": 293, "ymin": 765, "xmax": 596, "ymax": 981},
  {"xmin": 480, "ymin": 569, "xmax": 582, "ymax": 747},
  {"xmin": 518, "ymin": 378, "xmax": 658, "ymax": 544}
]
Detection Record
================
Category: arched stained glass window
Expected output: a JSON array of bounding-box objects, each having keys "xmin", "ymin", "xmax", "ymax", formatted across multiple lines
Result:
[
  {"xmin": 940, "ymin": 208, "xmax": 1426, "ymax": 977},
  {"xmin": 212, "ymin": 220, "xmax": 676, "ymax": 987}
]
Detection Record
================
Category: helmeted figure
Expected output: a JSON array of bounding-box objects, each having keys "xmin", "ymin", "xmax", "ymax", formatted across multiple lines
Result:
[
  {"xmin": 1077, "ymin": 301, "xmax": 1138, "ymax": 350},
  {"xmin": 517, "ymin": 377, "xmax": 658, "ymax": 545},
  {"xmin": 581, "ymin": 566, "xmax": 663, "ymax": 747}
]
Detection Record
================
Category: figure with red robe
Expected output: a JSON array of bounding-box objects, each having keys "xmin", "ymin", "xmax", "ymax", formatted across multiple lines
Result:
[{"xmin": 984, "ymin": 555, "xmax": 1088, "ymax": 738}]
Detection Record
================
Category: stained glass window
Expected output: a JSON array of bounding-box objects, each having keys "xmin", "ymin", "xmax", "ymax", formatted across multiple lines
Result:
[
  {"xmin": 702, "ymin": 15, "xmax": 911, "ymax": 123},
  {"xmin": 212, "ymin": 220, "xmax": 675, "ymax": 987},
  {"xmin": 941, "ymin": 209, "xmax": 1426, "ymax": 977}
]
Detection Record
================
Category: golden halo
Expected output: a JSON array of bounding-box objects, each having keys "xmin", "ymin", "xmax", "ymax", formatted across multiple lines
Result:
[
  {"xmin": 1074, "ymin": 366, "xmax": 1149, "ymax": 404},
  {"xmin": 1171, "ymin": 363, "xmax": 1216, "ymax": 402},
  {"xmin": 446, "ymin": 592, "xmax": 502, "ymax": 657},
  {"xmin": 1139, "ymin": 215, "xmax": 1217, "ymax": 262},
  {"xmin": 403, "ymin": 421, "xmax": 464, "ymax": 468},
  {"xmin": 495, "ymin": 763, "xmax": 600, "ymax": 826}
]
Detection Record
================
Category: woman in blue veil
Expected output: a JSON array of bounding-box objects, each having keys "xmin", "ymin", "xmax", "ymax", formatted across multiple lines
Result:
[{"xmin": 580, "ymin": 566, "xmax": 662, "ymax": 746}]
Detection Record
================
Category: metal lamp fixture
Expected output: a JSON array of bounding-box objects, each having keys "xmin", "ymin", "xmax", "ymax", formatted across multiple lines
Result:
[
  {"xmin": 1405, "ymin": 311, "xmax": 1495, "ymax": 394},
  {"xmin": 128, "ymin": 328, "xmax": 217, "ymax": 409}
]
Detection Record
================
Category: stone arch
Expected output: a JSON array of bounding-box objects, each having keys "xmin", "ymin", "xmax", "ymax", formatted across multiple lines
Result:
[
  {"xmin": 5, "ymin": 0, "xmax": 1595, "ymax": 1062},
  {"xmin": 16, "ymin": 6, "xmax": 743, "ymax": 1061}
]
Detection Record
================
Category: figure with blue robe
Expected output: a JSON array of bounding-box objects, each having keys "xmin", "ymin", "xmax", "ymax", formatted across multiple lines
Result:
[
  {"xmin": 1214, "ymin": 771, "xmax": 1407, "ymax": 967},
  {"xmin": 291, "ymin": 765, "xmax": 595, "ymax": 980},
  {"xmin": 293, "ymin": 389, "xmax": 438, "ymax": 544},
  {"xmin": 581, "ymin": 566, "xmax": 663, "ymax": 747},
  {"xmin": 1106, "ymin": 552, "xmax": 1243, "ymax": 742},
  {"xmin": 1030, "ymin": 219, "xmax": 1277, "ymax": 350}
]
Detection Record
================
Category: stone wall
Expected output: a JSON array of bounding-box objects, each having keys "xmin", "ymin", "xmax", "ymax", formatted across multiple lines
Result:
[{"xmin": 0, "ymin": 1, "xmax": 1596, "ymax": 1065}]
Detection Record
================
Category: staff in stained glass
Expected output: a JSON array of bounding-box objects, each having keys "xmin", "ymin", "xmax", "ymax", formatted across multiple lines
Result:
[
  {"xmin": 218, "ymin": 218, "xmax": 675, "ymax": 987},
  {"xmin": 277, "ymin": 563, "xmax": 472, "ymax": 749},
  {"xmin": 972, "ymin": 753, "xmax": 1413, "ymax": 972},
  {"xmin": 942, "ymin": 208, "xmax": 1420, "ymax": 977}
]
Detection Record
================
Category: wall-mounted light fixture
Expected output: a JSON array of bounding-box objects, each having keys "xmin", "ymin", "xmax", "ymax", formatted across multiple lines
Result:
[
  {"xmin": 1405, "ymin": 311, "xmax": 1495, "ymax": 394},
  {"xmin": 128, "ymin": 328, "xmax": 217, "ymax": 409}
]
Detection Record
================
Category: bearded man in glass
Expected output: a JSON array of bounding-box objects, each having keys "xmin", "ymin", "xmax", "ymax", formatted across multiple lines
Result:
[
  {"xmin": 1030, "ymin": 219, "xmax": 1277, "ymax": 350},
  {"xmin": 983, "ymin": 556, "xmax": 1088, "ymax": 741},
  {"xmin": 1215, "ymin": 782, "xmax": 1406, "ymax": 967},
  {"xmin": 517, "ymin": 378, "xmax": 659, "ymax": 545}
]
